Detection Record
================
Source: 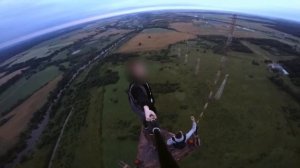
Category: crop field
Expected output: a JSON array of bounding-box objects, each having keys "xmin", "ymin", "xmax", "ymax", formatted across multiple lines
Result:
[
  {"xmin": 0, "ymin": 75, "xmax": 62, "ymax": 156},
  {"xmin": 170, "ymin": 21, "xmax": 272, "ymax": 40},
  {"xmin": 0, "ymin": 66, "xmax": 62, "ymax": 114},
  {"xmin": 170, "ymin": 20, "xmax": 300, "ymax": 47},
  {"xmin": 0, "ymin": 27, "xmax": 99, "ymax": 67},
  {"xmin": 17, "ymin": 68, "xmax": 100, "ymax": 168},
  {"xmin": 0, "ymin": 67, "xmax": 28, "ymax": 86},
  {"xmin": 50, "ymin": 29, "xmax": 132, "ymax": 64},
  {"xmin": 118, "ymin": 28, "xmax": 195, "ymax": 53}
]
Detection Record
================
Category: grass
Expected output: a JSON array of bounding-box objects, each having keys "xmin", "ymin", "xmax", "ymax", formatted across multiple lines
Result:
[
  {"xmin": 101, "ymin": 65, "xmax": 139, "ymax": 167},
  {"xmin": 49, "ymin": 88, "xmax": 104, "ymax": 168},
  {"xmin": 178, "ymin": 48, "xmax": 300, "ymax": 167},
  {"xmin": 0, "ymin": 66, "xmax": 62, "ymax": 114},
  {"xmin": 71, "ymin": 88, "xmax": 103, "ymax": 168},
  {"xmin": 105, "ymin": 42, "xmax": 299, "ymax": 167}
]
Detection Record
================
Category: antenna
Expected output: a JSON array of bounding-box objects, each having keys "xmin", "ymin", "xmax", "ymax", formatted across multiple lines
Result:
[
  {"xmin": 185, "ymin": 39, "xmax": 189, "ymax": 64},
  {"xmin": 223, "ymin": 14, "xmax": 237, "ymax": 54}
]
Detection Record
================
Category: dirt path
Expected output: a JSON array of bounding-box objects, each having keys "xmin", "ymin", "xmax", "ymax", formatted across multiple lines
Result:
[
  {"xmin": 0, "ymin": 75, "xmax": 62, "ymax": 155},
  {"xmin": 48, "ymin": 108, "xmax": 73, "ymax": 168}
]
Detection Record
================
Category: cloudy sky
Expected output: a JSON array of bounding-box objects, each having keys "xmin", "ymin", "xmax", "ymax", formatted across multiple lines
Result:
[{"xmin": 0, "ymin": 0, "xmax": 299, "ymax": 48}]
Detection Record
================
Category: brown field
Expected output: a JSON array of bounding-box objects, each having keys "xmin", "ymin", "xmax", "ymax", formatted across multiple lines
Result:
[
  {"xmin": 0, "ymin": 75, "xmax": 62, "ymax": 155},
  {"xmin": 118, "ymin": 29, "xmax": 196, "ymax": 53},
  {"xmin": 0, "ymin": 67, "xmax": 28, "ymax": 86},
  {"xmin": 170, "ymin": 22, "xmax": 227, "ymax": 35}
]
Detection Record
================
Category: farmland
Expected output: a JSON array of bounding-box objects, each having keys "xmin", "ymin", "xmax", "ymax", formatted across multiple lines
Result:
[
  {"xmin": 0, "ymin": 66, "xmax": 61, "ymax": 115},
  {"xmin": 0, "ymin": 75, "xmax": 62, "ymax": 156},
  {"xmin": 118, "ymin": 28, "xmax": 195, "ymax": 52},
  {"xmin": 0, "ymin": 67, "xmax": 28, "ymax": 86},
  {"xmin": 0, "ymin": 11, "xmax": 300, "ymax": 168},
  {"xmin": 20, "ymin": 38, "xmax": 300, "ymax": 168}
]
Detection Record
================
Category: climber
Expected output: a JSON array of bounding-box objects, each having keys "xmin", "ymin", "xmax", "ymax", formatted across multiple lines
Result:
[
  {"xmin": 166, "ymin": 116, "xmax": 198, "ymax": 149},
  {"xmin": 127, "ymin": 60, "xmax": 158, "ymax": 132}
]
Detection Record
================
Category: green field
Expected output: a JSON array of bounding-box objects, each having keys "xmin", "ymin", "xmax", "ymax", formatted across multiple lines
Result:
[
  {"xmin": 0, "ymin": 66, "xmax": 62, "ymax": 114},
  {"xmin": 18, "ymin": 38, "xmax": 300, "ymax": 168}
]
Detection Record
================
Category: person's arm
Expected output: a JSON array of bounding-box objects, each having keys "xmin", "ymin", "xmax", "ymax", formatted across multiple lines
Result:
[
  {"xmin": 166, "ymin": 138, "xmax": 175, "ymax": 146},
  {"xmin": 131, "ymin": 86, "xmax": 157, "ymax": 121},
  {"xmin": 185, "ymin": 116, "xmax": 197, "ymax": 142}
]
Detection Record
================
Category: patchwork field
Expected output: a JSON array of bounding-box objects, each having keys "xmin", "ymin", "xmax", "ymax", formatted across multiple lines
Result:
[
  {"xmin": 170, "ymin": 21, "xmax": 300, "ymax": 48},
  {"xmin": 1, "ymin": 12, "xmax": 300, "ymax": 168},
  {"xmin": 171, "ymin": 22, "xmax": 267, "ymax": 39},
  {"xmin": 0, "ymin": 75, "xmax": 62, "ymax": 156},
  {"xmin": 0, "ymin": 67, "xmax": 28, "ymax": 86},
  {"xmin": 20, "ymin": 38, "xmax": 300, "ymax": 168},
  {"xmin": 0, "ymin": 28, "xmax": 99, "ymax": 67},
  {"xmin": 0, "ymin": 66, "xmax": 62, "ymax": 114}
]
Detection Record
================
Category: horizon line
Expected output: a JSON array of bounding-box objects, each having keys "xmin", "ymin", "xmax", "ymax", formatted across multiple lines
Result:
[{"xmin": 0, "ymin": 5, "xmax": 298, "ymax": 50}]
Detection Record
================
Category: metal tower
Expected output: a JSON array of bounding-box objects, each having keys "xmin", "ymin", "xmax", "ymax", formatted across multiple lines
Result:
[{"xmin": 223, "ymin": 14, "xmax": 237, "ymax": 53}]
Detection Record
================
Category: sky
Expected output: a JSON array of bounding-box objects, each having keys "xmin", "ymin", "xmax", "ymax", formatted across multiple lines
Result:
[{"xmin": 0, "ymin": 0, "xmax": 300, "ymax": 49}]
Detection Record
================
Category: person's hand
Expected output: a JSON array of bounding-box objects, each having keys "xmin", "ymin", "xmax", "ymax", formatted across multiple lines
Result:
[
  {"xmin": 190, "ymin": 116, "xmax": 195, "ymax": 122},
  {"xmin": 144, "ymin": 106, "xmax": 157, "ymax": 121}
]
